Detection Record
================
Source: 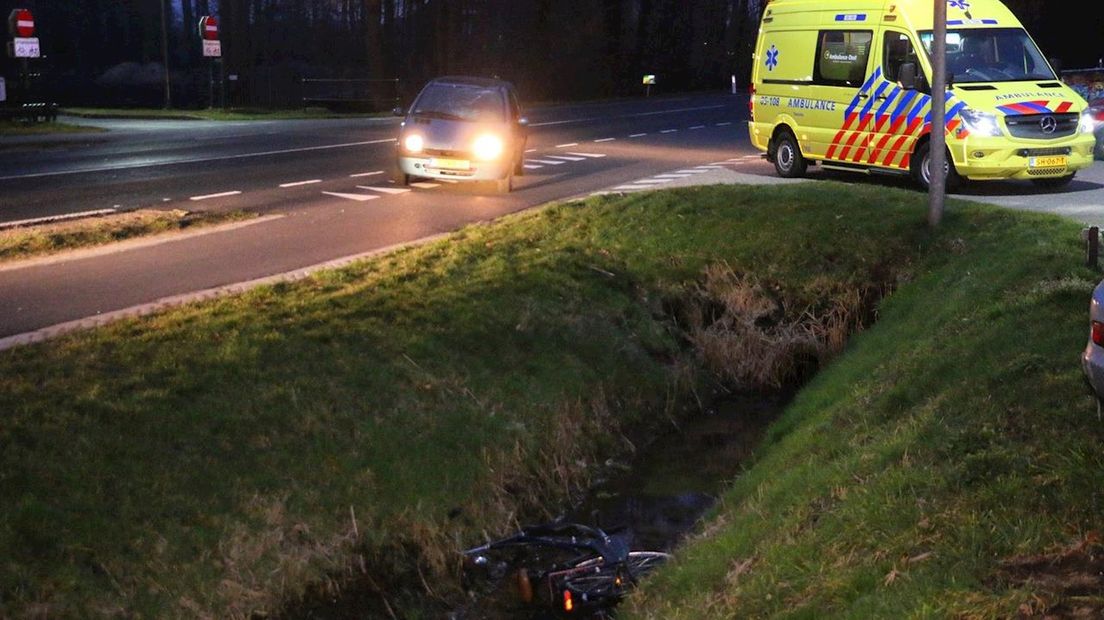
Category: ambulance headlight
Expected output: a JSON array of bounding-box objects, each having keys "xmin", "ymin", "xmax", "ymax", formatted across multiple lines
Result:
[
  {"xmin": 1080, "ymin": 111, "xmax": 1097, "ymax": 134},
  {"xmin": 960, "ymin": 109, "xmax": 1003, "ymax": 137}
]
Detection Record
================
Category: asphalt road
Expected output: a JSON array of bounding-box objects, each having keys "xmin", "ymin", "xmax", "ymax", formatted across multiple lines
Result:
[{"xmin": 1, "ymin": 92, "xmax": 1103, "ymax": 341}]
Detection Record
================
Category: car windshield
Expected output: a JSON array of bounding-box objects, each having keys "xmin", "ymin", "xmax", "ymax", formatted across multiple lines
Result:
[
  {"xmin": 919, "ymin": 28, "xmax": 1055, "ymax": 84},
  {"xmin": 411, "ymin": 83, "xmax": 505, "ymax": 122}
]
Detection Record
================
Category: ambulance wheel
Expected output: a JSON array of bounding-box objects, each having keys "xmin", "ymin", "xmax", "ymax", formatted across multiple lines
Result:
[
  {"xmin": 772, "ymin": 131, "xmax": 807, "ymax": 178},
  {"xmin": 392, "ymin": 165, "xmax": 410, "ymax": 186},
  {"xmin": 1031, "ymin": 174, "xmax": 1075, "ymax": 190},
  {"xmin": 912, "ymin": 141, "xmax": 961, "ymax": 192}
]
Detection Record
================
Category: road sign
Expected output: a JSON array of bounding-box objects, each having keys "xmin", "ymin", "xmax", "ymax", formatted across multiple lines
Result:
[
  {"xmin": 643, "ymin": 74, "xmax": 657, "ymax": 85},
  {"xmin": 202, "ymin": 40, "xmax": 221, "ymax": 58},
  {"xmin": 8, "ymin": 37, "xmax": 39, "ymax": 58},
  {"xmin": 199, "ymin": 16, "xmax": 219, "ymax": 40},
  {"xmin": 8, "ymin": 8, "xmax": 33, "ymax": 38}
]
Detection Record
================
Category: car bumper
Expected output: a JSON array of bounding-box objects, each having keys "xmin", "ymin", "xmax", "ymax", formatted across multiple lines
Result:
[
  {"xmin": 952, "ymin": 133, "xmax": 1096, "ymax": 181},
  {"xmin": 398, "ymin": 156, "xmax": 511, "ymax": 182},
  {"xmin": 1082, "ymin": 341, "xmax": 1104, "ymax": 400}
]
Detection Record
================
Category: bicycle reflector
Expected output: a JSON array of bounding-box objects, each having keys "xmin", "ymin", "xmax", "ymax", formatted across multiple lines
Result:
[{"xmin": 563, "ymin": 589, "xmax": 574, "ymax": 612}]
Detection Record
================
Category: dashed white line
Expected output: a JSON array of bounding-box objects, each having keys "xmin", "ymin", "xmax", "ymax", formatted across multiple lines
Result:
[
  {"xmin": 350, "ymin": 171, "xmax": 385, "ymax": 178},
  {"xmin": 690, "ymin": 125, "xmax": 707, "ymax": 130},
  {"xmin": 629, "ymin": 133, "xmax": 648, "ymax": 138},
  {"xmin": 660, "ymin": 129, "xmax": 679, "ymax": 134},
  {"xmin": 279, "ymin": 179, "xmax": 322, "ymax": 188},
  {"xmin": 653, "ymin": 174, "xmax": 693, "ymax": 179},
  {"xmin": 566, "ymin": 152, "xmax": 608, "ymax": 158},
  {"xmin": 556, "ymin": 142, "xmax": 579, "ymax": 148},
  {"xmin": 322, "ymin": 191, "xmax": 379, "ymax": 202},
  {"xmin": 546, "ymin": 155, "xmax": 587, "ymax": 162},
  {"xmin": 526, "ymin": 159, "xmax": 566, "ymax": 166},
  {"xmin": 594, "ymin": 138, "xmax": 616, "ymax": 143},
  {"xmin": 411, "ymin": 182, "xmax": 440, "ymax": 189},
  {"xmin": 524, "ymin": 164, "xmax": 544, "ymax": 170},
  {"xmin": 190, "ymin": 191, "xmax": 242, "ymax": 201},
  {"xmin": 716, "ymin": 122, "xmax": 733, "ymax": 127},
  {"xmin": 357, "ymin": 185, "xmax": 411, "ymax": 195},
  {"xmin": 525, "ymin": 148, "xmax": 538, "ymax": 153}
]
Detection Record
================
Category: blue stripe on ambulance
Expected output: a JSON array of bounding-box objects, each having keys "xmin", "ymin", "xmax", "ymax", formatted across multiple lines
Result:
[
  {"xmin": 875, "ymin": 86, "xmax": 903, "ymax": 120},
  {"xmin": 890, "ymin": 90, "xmax": 920, "ymax": 125},
  {"xmin": 846, "ymin": 69, "xmax": 884, "ymax": 117}
]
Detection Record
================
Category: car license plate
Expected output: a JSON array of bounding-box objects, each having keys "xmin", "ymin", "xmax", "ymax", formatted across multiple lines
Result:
[
  {"xmin": 430, "ymin": 158, "xmax": 470, "ymax": 170},
  {"xmin": 1029, "ymin": 156, "xmax": 1068, "ymax": 168}
]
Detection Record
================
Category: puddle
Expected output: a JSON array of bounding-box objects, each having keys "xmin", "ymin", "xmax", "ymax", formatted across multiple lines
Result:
[{"xmin": 283, "ymin": 390, "xmax": 788, "ymax": 619}]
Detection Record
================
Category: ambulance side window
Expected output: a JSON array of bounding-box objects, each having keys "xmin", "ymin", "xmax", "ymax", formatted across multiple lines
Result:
[
  {"xmin": 884, "ymin": 32, "xmax": 920, "ymax": 83},
  {"xmin": 815, "ymin": 30, "xmax": 873, "ymax": 87}
]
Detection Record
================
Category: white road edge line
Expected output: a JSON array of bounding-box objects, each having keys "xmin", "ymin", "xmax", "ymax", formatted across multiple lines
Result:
[
  {"xmin": 279, "ymin": 179, "xmax": 322, "ymax": 188},
  {"xmin": 546, "ymin": 155, "xmax": 586, "ymax": 162},
  {"xmin": 0, "ymin": 208, "xmax": 118, "ymax": 230},
  {"xmin": 190, "ymin": 191, "xmax": 242, "ymax": 201},
  {"xmin": 612, "ymin": 185, "xmax": 653, "ymax": 191},
  {"xmin": 0, "ymin": 226, "xmax": 460, "ymax": 352},
  {"xmin": 0, "ymin": 138, "xmax": 398, "ymax": 182},
  {"xmin": 566, "ymin": 152, "xmax": 607, "ymax": 158},
  {"xmin": 349, "ymin": 171, "xmax": 385, "ymax": 178},
  {"xmin": 526, "ymin": 159, "xmax": 566, "ymax": 165},
  {"xmin": 523, "ymin": 164, "xmax": 544, "ymax": 170}
]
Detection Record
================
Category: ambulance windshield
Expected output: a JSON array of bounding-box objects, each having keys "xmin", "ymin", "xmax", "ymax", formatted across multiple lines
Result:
[{"xmin": 919, "ymin": 28, "xmax": 1055, "ymax": 84}]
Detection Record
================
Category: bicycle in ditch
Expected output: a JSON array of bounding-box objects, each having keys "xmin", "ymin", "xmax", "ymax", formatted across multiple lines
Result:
[{"xmin": 461, "ymin": 521, "xmax": 671, "ymax": 616}]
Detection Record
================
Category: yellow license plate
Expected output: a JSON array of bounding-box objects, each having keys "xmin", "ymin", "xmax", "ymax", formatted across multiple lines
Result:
[
  {"xmin": 1029, "ymin": 156, "xmax": 1068, "ymax": 168},
  {"xmin": 430, "ymin": 158, "xmax": 470, "ymax": 170}
]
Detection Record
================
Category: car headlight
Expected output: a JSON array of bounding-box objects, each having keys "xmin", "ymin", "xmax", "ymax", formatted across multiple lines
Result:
[
  {"xmin": 960, "ymin": 109, "xmax": 1003, "ymax": 137},
  {"xmin": 472, "ymin": 135, "xmax": 505, "ymax": 161},
  {"xmin": 404, "ymin": 134, "xmax": 424, "ymax": 154}
]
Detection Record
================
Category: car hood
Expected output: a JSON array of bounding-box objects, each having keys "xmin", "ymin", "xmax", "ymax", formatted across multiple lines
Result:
[
  {"xmin": 950, "ymin": 81, "xmax": 1088, "ymax": 117},
  {"xmin": 402, "ymin": 116, "xmax": 511, "ymax": 153}
]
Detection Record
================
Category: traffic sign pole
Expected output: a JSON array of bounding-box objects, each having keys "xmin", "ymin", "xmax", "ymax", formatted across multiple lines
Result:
[{"xmin": 929, "ymin": 0, "xmax": 948, "ymax": 227}]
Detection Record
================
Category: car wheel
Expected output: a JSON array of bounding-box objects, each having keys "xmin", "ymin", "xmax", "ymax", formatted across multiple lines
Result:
[
  {"xmin": 911, "ymin": 141, "xmax": 962, "ymax": 192},
  {"xmin": 772, "ymin": 130, "xmax": 807, "ymax": 178},
  {"xmin": 1031, "ymin": 174, "xmax": 1076, "ymax": 190},
  {"xmin": 495, "ymin": 173, "xmax": 513, "ymax": 194},
  {"xmin": 514, "ymin": 153, "xmax": 525, "ymax": 177},
  {"xmin": 391, "ymin": 166, "xmax": 409, "ymax": 186}
]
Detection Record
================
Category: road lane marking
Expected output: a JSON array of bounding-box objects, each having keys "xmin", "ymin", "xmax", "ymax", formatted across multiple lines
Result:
[
  {"xmin": 690, "ymin": 125, "xmax": 706, "ymax": 130},
  {"xmin": 612, "ymin": 184, "xmax": 655, "ymax": 191},
  {"xmin": 546, "ymin": 155, "xmax": 586, "ymax": 162},
  {"xmin": 190, "ymin": 191, "xmax": 242, "ymax": 201},
  {"xmin": 694, "ymin": 166, "xmax": 725, "ymax": 170},
  {"xmin": 653, "ymin": 173, "xmax": 693, "ymax": 179},
  {"xmin": 526, "ymin": 159, "xmax": 566, "ymax": 165},
  {"xmin": 0, "ymin": 138, "xmax": 398, "ymax": 182},
  {"xmin": 357, "ymin": 185, "xmax": 411, "ymax": 195},
  {"xmin": 716, "ymin": 122, "xmax": 733, "ymax": 126},
  {"xmin": 279, "ymin": 179, "xmax": 322, "ymax": 188},
  {"xmin": 529, "ymin": 104, "xmax": 728, "ymax": 128},
  {"xmin": 593, "ymin": 138, "xmax": 616, "ymax": 143},
  {"xmin": 660, "ymin": 129, "xmax": 679, "ymax": 134},
  {"xmin": 629, "ymin": 133, "xmax": 647, "ymax": 138},
  {"xmin": 525, "ymin": 148, "xmax": 538, "ymax": 153},
  {"xmin": 566, "ymin": 152, "xmax": 607, "ymax": 158},
  {"xmin": 411, "ymin": 182, "xmax": 440, "ymax": 189},
  {"xmin": 0, "ymin": 208, "xmax": 118, "ymax": 230},
  {"xmin": 322, "ymin": 191, "xmax": 379, "ymax": 202},
  {"xmin": 524, "ymin": 164, "xmax": 544, "ymax": 170},
  {"xmin": 350, "ymin": 171, "xmax": 385, "ymax": 178},
  {"xmin": 633, "ymin": 179, "xmax": 672, "ymax": 185},
  {"xmin": 437, "ymin": 179, "xmax": 460, "ymax": 184},
  {"xmin": 556, "ymin": 142, "xmax": 579, "ymax": 148}
]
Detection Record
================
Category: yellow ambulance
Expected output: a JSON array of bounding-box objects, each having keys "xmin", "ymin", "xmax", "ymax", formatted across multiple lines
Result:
[{"xmin": 749, "ymin": 0, "xmax": 1096, "ymax": 189}]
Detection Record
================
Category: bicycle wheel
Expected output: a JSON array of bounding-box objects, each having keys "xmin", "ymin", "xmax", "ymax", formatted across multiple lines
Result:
[{"xmin": 558, "ymin": 551, "xmax": 672, "ymax": 603}]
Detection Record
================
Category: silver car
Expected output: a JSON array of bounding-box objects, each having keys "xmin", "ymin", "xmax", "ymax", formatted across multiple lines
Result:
[
  {"xmin": 393, "ymin": 76, "xmax": 528, "ymax": 193},
  {"xmin": 1081, "ymin": 278, "xmax": 1104, "ymax": 413}
]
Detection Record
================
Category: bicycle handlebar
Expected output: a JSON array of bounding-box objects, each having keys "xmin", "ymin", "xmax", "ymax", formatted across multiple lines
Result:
[{"xmin": 463, "ymin": 521, "xmax": 630, "ymax": 565}]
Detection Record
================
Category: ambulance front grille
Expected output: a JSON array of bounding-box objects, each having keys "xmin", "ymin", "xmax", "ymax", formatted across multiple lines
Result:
[
  {"xmin": 1005, "ymin": 113, "xmax": 1079, "ymax": 139},
  {"xmin": 1026, "ymin": 167, "xmax": 1068, "ymax": 177}
]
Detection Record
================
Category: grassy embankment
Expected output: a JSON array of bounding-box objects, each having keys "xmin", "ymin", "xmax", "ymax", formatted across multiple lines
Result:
[
  {"xmin": 0, "ymin": 121, "xmax": 103, "ymax": 136},
  {"xmin": 0, "ymin": 210, "xmax": 256, "ymax": 263},
  {"xmin": 0, "ymin": 183, "xmax": 1100, "ymax": 617}
]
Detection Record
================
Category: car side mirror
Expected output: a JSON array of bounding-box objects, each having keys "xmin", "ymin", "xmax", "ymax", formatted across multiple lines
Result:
[
  {"xmin": 392, "ymin": 107, "xmax": 405, "ymax": 117},
  {"xmin": 899, "ymin": 63, "xmax": 918, "ymax": 90}
]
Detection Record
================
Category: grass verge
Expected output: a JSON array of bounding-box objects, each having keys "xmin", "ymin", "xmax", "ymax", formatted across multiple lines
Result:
[
  {"xmin": 0, "ymin": 209, "xmax": 256, "ymax": 264},
  {"xmin": 0, "ymin": 121, "xmax": 104, "ymax": 136},
  {"xmin": 0, "ymin": 183, "xmax": 1099, "ymax": 618}
]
